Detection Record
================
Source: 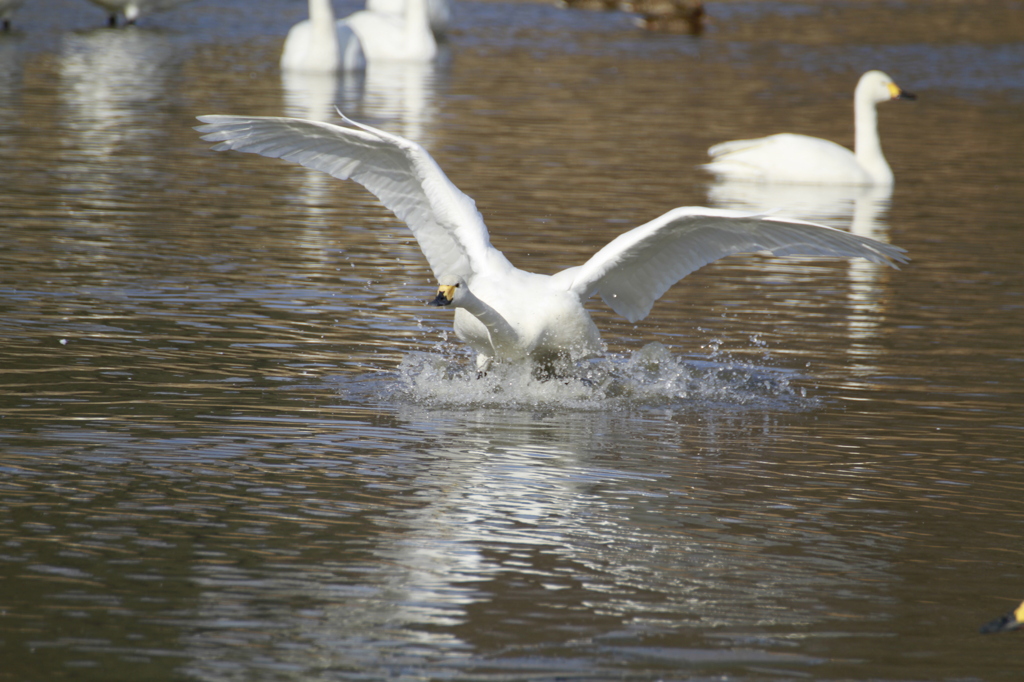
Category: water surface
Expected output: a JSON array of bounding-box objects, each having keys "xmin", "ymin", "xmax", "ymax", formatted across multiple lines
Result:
[{"xmin": 2, "ymin": 0, "xmax": 1024, "ymax": 680}]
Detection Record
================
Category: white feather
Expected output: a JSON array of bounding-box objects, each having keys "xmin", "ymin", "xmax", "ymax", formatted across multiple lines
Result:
[{"xmin": 197, "ymin": 114, "xmax": 909, "ymax": 368}]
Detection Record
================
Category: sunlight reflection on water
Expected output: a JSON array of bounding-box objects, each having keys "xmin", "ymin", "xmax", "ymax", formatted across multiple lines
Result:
[{"xmin": 2, "ymin": 0, "xmax": 1024, "ymax": 680}]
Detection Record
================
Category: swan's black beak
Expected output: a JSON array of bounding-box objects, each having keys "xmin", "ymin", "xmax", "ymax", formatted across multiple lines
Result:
[
  {"xmin": 980, "ymin": 601, "xmax": 1024, "ymax": 634},
  {"xmin": 430, "ymin": 284, "xmax": 458, "ymax": 306},
  {"xmin": 889, "ymin": 82, "xmax": 916, "ymax": 101}
]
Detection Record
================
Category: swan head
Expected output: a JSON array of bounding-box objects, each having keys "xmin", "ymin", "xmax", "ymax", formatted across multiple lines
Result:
[
  {"xmin": 859, "ymin": 70, "xmax": 916, "ymax": 105},
  {"xmin": 980, "ymin": 600, "xmax": 1024, "ymax": 634},
  {"xmin": 430, "ymin": 283, "xmax": 459, "ymax": 307}
]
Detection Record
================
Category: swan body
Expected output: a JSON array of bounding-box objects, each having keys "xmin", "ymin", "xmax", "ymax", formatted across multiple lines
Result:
[
  {"xmin": 85, "ymin": 0, "xmax": 191, "ymax": 26},
  {"xmin": 341, "ymin": 0, "xmax": 436, "ymax": 65},
  {"xmin": 196, "ymin": 114, "xmax": 908, "ymax": 371},
  {"xmin": 281, "ymin": 0, "xmax": 367, "ymax": 73},
  {"xmin": 704, "ymin": 71, "xmax": 916, "ymax": 186},
  {"xmin": 282, "ymin": 0, "xmax": 436, "ymax": 72},
  {"xmin": 366, "ymin": 0, "xmax": 450, "ymax": 38}
]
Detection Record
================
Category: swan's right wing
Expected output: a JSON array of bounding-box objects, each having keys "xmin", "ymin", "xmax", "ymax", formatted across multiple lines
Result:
[
  {"xmin": 566, "ymin": 206, "xmax": 908, "ymax": 323},
  {"xmin": 195, "ymin": 115, "xmax": 504, "ymax": 283}
]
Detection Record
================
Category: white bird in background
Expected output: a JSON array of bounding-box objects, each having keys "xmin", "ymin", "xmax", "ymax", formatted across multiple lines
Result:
[
  {"xmin": 0, "ymin": 0, "xmax": 25, "ymax": 31},
  {"xmin": 703, "ymin": 70, "xmax": 916, "ymax": 186},
  {"xmin": 84, "ymin": 0, "xmax": 193, "ymax": 26},
  {"xmin": 367, "ymin": 0, "xmax": 449, "ymax": 39},
  {"xmin": 281, "ymin": 0, "xmax": 436, "ymax": 72},
  {"xmin": 281, "ymin": 0, "xmax": 351, "ymax": 72},
  {"xmin": 196, "ymin": 114, "xmax": 908, "ymax": 373}
]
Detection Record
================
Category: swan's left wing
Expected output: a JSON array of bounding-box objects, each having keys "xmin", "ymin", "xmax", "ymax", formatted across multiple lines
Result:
[
  {"xmin": 565, "ymin": 207, "xmax": 908, "ymax": 323},
  {"xmin": 195, "ymin": 114, "xmax": 503, "ymax": 283}
]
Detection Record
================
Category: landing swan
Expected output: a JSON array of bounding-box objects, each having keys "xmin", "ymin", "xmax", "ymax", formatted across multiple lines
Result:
[
  {"xmin": 85, "ymin": 0, "xmax": 192, "ymax": 26},
  {"xmin": 703, "ymin": 71, "xmax": 916, "ymax": 186},
  {"xmin": 196, "ymin": 114, "xmax": 908, "ymax": 372}
]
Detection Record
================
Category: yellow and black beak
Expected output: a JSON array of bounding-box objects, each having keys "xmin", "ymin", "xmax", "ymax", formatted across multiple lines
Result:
[
  {"xmin": 430, "ymin": 284, "xmax": 458, "ymax": 307},
  {"xmin": 888, "ymin": 82, "xmax": 916, "ymax": 101},
  {"xmin": 979, "ymin": 600, "xmax": 1024, "ymax": 634}
]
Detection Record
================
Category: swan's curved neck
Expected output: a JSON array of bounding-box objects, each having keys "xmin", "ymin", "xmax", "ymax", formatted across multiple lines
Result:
[
  {"xmin": 311, "ymin": 0, "xmax": 339, "ymax": 44},
  {"xmin": 309, "ymin": 0, "xmax": 336, "ymax": 23},
  {"xmin": 403, "ymin": 0, "xmax": 433, "ymax": 44},
  {"xmin": 458, "ymin": 288, "xmax": 519, "ymax": 355},
  {"xmin": 308, "ymin": 0, "xmax": 340, "ymax": 62},
  {"xmin": 853, "ymin": 86, "xmax": 893, "ymax": 185}
]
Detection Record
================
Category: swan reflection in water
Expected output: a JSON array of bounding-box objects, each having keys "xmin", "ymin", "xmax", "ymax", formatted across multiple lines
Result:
[
  {"xmin": 58, "ymin": 28, "xmax": 177, "ymax": 213},
  {"xmin": 178, "ymin": 406, "xmax": 903, "ymax": 678},
  {"xmin": 706, "ymin": 180, "xmax": 897, "ymax": 370},
  {"xmin": 280, "ymin": 60, "xmax": 442, "ymax": 273}
]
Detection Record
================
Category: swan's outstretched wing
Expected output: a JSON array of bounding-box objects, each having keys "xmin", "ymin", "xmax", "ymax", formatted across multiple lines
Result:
[
  {"xmin": 566, "ymin": 207, "xmax": 908, "ymax": 323},
  {"xmin": 195, "ymin": 114, "xmax": 504, "ymax": 283}
]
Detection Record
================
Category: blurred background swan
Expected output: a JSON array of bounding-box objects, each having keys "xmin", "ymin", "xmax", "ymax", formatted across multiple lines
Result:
[
  {"xmin": 703, "ymin": 70, "xmax": 916, "ymax": 185},
  {"xmin": 0, "ymin": 0, "xmax": 25, "ymax": 31},
  {"xmin": 84, "ymin": 0, "xmax": 195, "ymax": 26},
  {"xmin": 281, "ymin": 0, "xmax": 438, "ymax": 73},
  {"xmin": 281, "ymin": 0, "xmax": 355, "ymax": 73},
  {"xmin": 367, "ymin": 0, "xmax": 449, "ymax": 39}
]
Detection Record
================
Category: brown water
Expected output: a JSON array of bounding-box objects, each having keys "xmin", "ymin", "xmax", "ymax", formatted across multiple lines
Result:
[{"xmin": 2, "ymin": 0, "xmax": 1024, "ymax": 680}]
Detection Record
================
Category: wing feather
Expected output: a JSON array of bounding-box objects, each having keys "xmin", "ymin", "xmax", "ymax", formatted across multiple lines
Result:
[
  {"xmin": 195, "ymin": 114, "xmax": 505, "ymax": 282},
  {"xmin": 568, "ymin": 207, "xmax": 908, "ymax": 323}
]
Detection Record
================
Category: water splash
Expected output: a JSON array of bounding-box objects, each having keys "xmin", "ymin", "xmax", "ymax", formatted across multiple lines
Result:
[{"xmin": 381, "ymin": 342, "xmax": 816, "ymax": 412}]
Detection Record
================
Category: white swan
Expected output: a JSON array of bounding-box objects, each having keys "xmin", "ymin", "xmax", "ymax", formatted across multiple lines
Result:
[
  {"xmin": 366, "ymin": 0, "xmax": 449, "ymax": 39},
  {"xmin": 196, "ymin": 114, "xmax": 908, "ymax": 372},
  {"xmin": 85, "ymin": 0, "xmax": 192, "ymax": 26},
  {"xmin": 281, "ymin": 0, "xmax": 360, "ymax": 73},
  {"xmin": 281, "ymin": 0, "xmax": 436, "ymax": 73},
  {"xmin": 703, "ymin": 71, "xmax": 916, "ymax": 186},
  {"xmin": 341, "ymin": 0, "xmax": 436, "ymax": 66}
]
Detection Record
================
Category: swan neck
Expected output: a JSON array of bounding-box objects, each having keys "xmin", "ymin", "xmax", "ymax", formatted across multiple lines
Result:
[
  {"xmin": 404, "ymin": 0, "xmax": 432, "ymax": 35},
  {"xmin": 458, "ymin": 288, "xmax": 518, "ymax": 352},
  {"xmin": 304, "ymin": 0, "xmax": 340, "ymax": 67},
  {"xmin": 853, "ymin": 85, "xmax": 892, "ymax": 184},
  {"xmin": 309, "ymin": 0, "xmax": 336, "ymax": 25}
]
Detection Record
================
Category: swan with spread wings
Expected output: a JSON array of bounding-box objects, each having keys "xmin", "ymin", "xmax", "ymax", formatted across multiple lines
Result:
[{"xmin": 196, "ymin": 114, "xmax": 907, "ymax": 372}]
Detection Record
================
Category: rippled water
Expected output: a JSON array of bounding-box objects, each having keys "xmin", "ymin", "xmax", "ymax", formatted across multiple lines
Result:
[{"xmin": 3, "ymin": 0, "xmax": 1024, "ymax": 680}]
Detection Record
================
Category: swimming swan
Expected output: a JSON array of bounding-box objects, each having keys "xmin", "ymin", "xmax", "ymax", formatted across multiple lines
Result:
[
  {"xmin": 281, "ymin": 0, "xmax": 350, "ymax": 73},
  {"xmin": 196, "ymin": 114, "xmax": 908, "ymax": 372},
  {"xmin": 282, "ymin": 0, "xmax": 435, "ymax": 72},
  {"xmin": 343, "ymin": 0, "xmax": 435, "ymax": 66},
  {"xmin": 703, "ymin": 71, "xmax": 916, "ymax": 186},
  {"xmin": 367, "ymin": 0, "xmax": 449, "ymax": 39}
]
